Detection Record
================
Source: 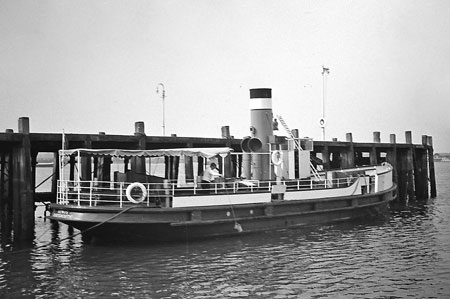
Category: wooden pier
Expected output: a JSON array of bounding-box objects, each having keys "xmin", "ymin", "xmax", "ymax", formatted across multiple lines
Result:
[{"xmin": 0, "ymin": 117, "xmax": 436, "ymax": 241}]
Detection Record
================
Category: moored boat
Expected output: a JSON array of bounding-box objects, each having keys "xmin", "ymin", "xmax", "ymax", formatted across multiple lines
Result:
[{"xmin": 49, "ymin": 88, "xmax": 397, "ymax": 242}]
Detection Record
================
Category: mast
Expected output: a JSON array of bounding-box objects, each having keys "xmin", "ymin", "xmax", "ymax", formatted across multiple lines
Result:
[
  {"xmin": 156, "ymin": 83, "xmax": 166, "ymax": 136},
  {"xmin": 321, "ymin": 66, "xmax": 330, "ymax": 141}
]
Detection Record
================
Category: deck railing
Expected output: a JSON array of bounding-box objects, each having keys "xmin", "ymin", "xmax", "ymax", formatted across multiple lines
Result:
[{"xmin": 56, "ymin": 174, "xmax": 369, "ymax": 208}]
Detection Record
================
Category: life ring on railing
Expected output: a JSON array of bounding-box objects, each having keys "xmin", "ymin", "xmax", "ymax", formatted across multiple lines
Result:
[
  {"xmin": 271, "ymin": 150, "xmax": 283, "ymax": 166},
  {"xmin": 126, "ymin": 182, "xmax": 147, "ymax": 204}
]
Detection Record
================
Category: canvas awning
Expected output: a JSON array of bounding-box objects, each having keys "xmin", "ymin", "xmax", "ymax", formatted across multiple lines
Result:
[{"xmin": 59, "ymin": 147, "xmax": 233, "ymax": 159}]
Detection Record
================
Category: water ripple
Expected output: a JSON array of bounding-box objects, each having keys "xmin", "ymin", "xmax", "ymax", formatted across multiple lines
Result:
[{"xmin": 1, "ymin": 163, "xmax": 450, "ymax": 298}]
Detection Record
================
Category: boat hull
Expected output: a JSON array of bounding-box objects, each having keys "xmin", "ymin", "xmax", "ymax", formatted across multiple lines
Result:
[{"xmin": 49, "ymin": 185, "xmax": 396, "ymax": 242}]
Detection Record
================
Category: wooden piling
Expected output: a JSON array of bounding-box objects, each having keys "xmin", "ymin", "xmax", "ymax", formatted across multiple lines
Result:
[
  {"xmin": 132, "ymin": 122, "xmax": 146, "ymax": 175},
  {"xmin": 164, "ymin": 156, "xmax": 170, "ymax": 179},
  {"xmin": 82, "ymin": 139, "xmax": 92, "ymax": 181},
  {"xmin": 166, "ymin": 156, "xmax": 179, "ymax": 180},
  {"xmin": 0, "ymin": 150, "xmax": 13, "ymax": 234},
  {"xmin": 69, "ymin": 155, "xmax": 76, "ymax": 181},
  {"xmin": 341, "ymin": 133, "xmax": 355, "ymax": 168},
  {"xmin": 183, "ymin": 142, "xmax": 194, "ymax": 183},
  {"xmin": 373, "ymin": 131, "xmax": 381, "ymax": 143},
  {"xmin": 386, "ymin": 134, "xmax": 398, "ymax": 184},
  {"xmin": 0, "ymin": 152, "xmax": 5, "ymax": 229},
  {"xmin": 404, "ymin": 131, "xmax": 415, "ymax": 201},
  {"xmin": 368, "ymin": 133, "xmax": 377, "ymax": 165},
  {"xmin": 100, "ymin": 157, "xmax": 112, "ymax": 183},
  {"xmin": 51, "ymin": 152, "xmax": 59, "ymax": 196},
  {"xmin": 185, "ymin": 156, "xmax": 194, "ymax": 182},
  {"xmin": 413, "ymin": 135, "xmax": 430, "ymax": 200},
  {"xmin": 321, "ymin": 146, "xmax": 330, "ymax": 170},
  {"xmin": 223, "ymin": 130, "xmax": 233, "ymax": 178},
  {"xmin": 12, "ymin": 117, "xmax": 34, "ymax": 241},
  {"xmin": 427, "ymin": 136, "xmax": 437, "ymax": 198},
  {"xmin": 31, "ymin": 151, "xmax": 37, "ymax": 198},
  {"xmin": 221, "ymin": 126, "xmax": 231, "ymax": 139},
  {"xmin": 197, "ymin": 157, "xmax": 204, "ymax": 182}
]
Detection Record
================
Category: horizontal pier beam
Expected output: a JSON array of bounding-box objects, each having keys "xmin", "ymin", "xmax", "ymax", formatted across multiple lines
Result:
[{"xmin": 0, "ymin": 118, "xmax": 437, "ymax": 241}]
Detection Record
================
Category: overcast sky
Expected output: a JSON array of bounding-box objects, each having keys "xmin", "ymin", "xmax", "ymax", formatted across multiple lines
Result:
[{"xmin": 1, "ymin": 0, "xmax": 449, "ymax": 151}]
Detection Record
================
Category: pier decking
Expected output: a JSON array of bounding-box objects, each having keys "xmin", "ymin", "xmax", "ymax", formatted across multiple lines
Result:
[{"xmin": 0, "ymin": 117, "xmax": 436, "ymax": 241}]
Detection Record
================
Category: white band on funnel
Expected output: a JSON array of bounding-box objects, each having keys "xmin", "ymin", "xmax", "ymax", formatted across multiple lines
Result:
[{"xmin": 250, "ymin": 98, "xmax": 272, "ymax": 110}]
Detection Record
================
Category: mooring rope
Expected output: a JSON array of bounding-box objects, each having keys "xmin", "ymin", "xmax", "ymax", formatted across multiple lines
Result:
[
  {"xmin": 35, "ymin": 161, "xmax": 70, "ymax": 189},
  {"xmin": 223, "ymin": 182, "xmax": 243, "ymax": 233},
  {"xmin": 1, "ymin": 206, "xmax": 138, "ymax": 255}
]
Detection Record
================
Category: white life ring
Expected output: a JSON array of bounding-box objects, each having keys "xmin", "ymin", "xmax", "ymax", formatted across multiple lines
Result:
[
  {"xmin": 319, "ymin": 118, "xmax": 326, "ymax": 128},
  {"xmin": 126, "ymin": 182, "xmax": 147, "ymax": 204},
  {"xmin": 271, "ymin": 150, "xmax": 283, "ymax": 166}
]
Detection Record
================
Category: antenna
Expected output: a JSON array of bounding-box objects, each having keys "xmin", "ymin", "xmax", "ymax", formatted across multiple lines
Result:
[
  {"xmin": 321, "ymin": 66, "xmax": 330, "ymax": 141},
  {"xmin": 156, "ymin": 83, "xmax": 166, "ymax": 136}
]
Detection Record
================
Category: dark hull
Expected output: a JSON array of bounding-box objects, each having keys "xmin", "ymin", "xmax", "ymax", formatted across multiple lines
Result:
[{"xmin": 49, "ymin": 185, "xmax": 396, "ymax": 242}]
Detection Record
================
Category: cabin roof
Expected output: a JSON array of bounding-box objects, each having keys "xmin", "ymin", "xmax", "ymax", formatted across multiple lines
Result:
[{"xmin": 59, "ymin": 147, "xmax": 233, "ymax": 158}]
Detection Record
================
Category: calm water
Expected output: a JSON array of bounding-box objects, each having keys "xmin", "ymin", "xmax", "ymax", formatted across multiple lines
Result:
[{"xmin": 1, "ymin": 164, "xmax": 450, "ymax": 298}]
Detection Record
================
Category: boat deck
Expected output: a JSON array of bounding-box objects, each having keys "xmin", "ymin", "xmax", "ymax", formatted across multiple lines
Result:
[{"xmin": 57, "ymin": 173, "xmax": 371, "ymax": 208}]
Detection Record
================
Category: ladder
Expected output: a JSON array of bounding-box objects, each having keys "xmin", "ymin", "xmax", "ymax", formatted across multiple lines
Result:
[{"xmin": 276, "ymin": 115, "xmax": 321, "ymax": 180}]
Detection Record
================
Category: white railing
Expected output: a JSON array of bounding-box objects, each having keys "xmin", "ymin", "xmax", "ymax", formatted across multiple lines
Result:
[
  {"xmin": 56, "ymin": 174, "xmax": 369, "ymax": 207},
  {"xmin": 57, "ymin": 180, "xmax": 172, "ymax": 207}
]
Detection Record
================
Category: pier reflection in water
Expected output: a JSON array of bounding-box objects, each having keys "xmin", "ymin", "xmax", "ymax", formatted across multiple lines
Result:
[{"xmin": 1, "ymin": 163, "xmax": 450, "ymax": 298}]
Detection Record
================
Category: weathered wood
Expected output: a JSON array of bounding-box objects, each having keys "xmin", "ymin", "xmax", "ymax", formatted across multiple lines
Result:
[
  {"xmin": 369, "ymin": 132, "xmax": 381, "ymax": 165},
  {"xmin": 321, "ymin": 146, "xmax": 330, "ymax": 170},
  {"xmin": 164, "ymin": 156, "xmax": 170, "ymax": 179},
  {"xmin": 51, "ymin": 152, "xmax": 59, "ymax": 196},
  {"xmin": 405, "ymin": 131, "xmax": 412, "ymax": 144},
  {"xmin": 185, "ymin": 156, "xmax": 194, "ymax": 181},
  {"xmin": 404, "ymin": 131, "xmax": 415, "ymax": 201},
  {"xmin": 0, "ymin": 151, "xmax": 12, "ymax": 233},
  {"xmin": 386, "ymin": 134, "xmax": 398, "ymax": 184},
  {"xmin": 81, "ymin": 138, "xmax": 92, "ymax": 182},
  {"xmin": 416, "ymin": 136, "xmax": 430, "ymax": 199},
  {"xmin": 69, "ymin": 155, "xmax": 75, "ymax": 181},
  {"xmin": 370, "ymin": 147, "xmax": 378, "ymax": 165},
  {"xmin": 330, "ymin": 150, "xmax": 341, "ymax": 169},
  {"xmin": 390, "ymin": 134, "xmax": 396, "ymax": 144},
  {"xmin": 166, "ymin": 156, "xmax": 180, "ymax": 180},
  {"xmin": 223, "ymin": 132, "xmax": 234, "ymax": 178},
  {"xmin": 414, "ymin": 147, "xmax": 428, "ymax": 200},
  {"xmin": 184, "ymin": 143, "xmax": 194, "ymax": 182},
  {"xmin": 341, "ymin": 133, "xmax": 355, "ymax": 168},
  {"xmin": 101, "ymin": 157, "xmax": 112, "ymax": 182},
  {"xmin": 0, "ymin": 152, "xmax": 5, "ymax": 228},
  {"xmin": 12, "ymin": 117, "xmax": 34, "ymax": 240},
  {"xmin": 373, "ymin": 131, "xmax": 381, "ymax": 143},
  {"xmin": 197, "ymin": 157, "xmax": 204, "ymax": 181},
  {"xmin": 427, "ymin": 136, "xmax": 437, "ymax": 198},
  {"xmin": 396, "ymin": 148, "xmax": 407, "ymax": 201},
  {"xmin": 132, "ymin": 122, "xmax": 146, "ymax": 175},
  {"xmin": 221, "ymin": 126, "xmax": 231, "ymax": 139},
  {"xmin": 93, "ymin": 156, "xmax": 99, "ymax": 179},
  {"xmin": 31, "ymin": 151, "xmax": 37, "ymax": 198}
]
